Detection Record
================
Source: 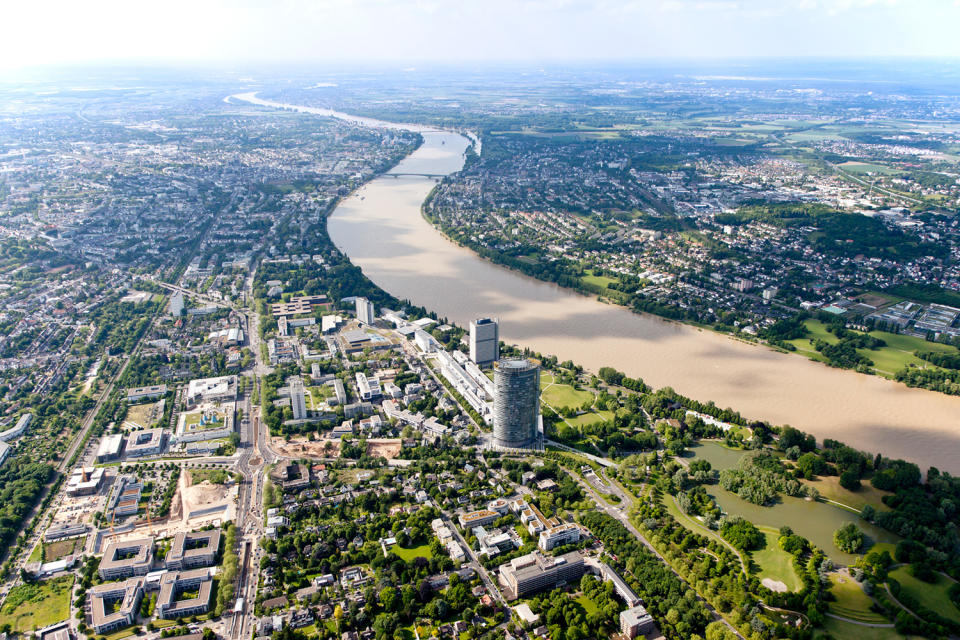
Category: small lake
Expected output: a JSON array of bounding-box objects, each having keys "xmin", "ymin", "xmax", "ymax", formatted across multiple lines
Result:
[{"xmin": 688, "ymin": 441, "xmax": 898, "ymax": 564}]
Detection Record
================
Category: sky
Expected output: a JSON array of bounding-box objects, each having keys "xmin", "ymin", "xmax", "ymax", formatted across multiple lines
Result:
[{"xmin": 4, "ymin": 0, "xmax": 960, "ymax": 70}]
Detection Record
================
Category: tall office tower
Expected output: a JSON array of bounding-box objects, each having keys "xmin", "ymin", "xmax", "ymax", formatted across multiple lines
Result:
[
  {"xmin": 290, "ymin": 376, "xmax": 307, "ymax": 421},
  {"xmin": 168, "ymin": 293, "xmax": 184, "ymax": 317},
  {"xmin": 470, "ymin": 317, "xmax": 500, "ymax": 367},
  {"xmin": 356, "ymin": 297, "xmax": 375, "ymax": 325},
  {"xmin": 493, "ymin": 358, "xmax": 540, "ymax": 448}
]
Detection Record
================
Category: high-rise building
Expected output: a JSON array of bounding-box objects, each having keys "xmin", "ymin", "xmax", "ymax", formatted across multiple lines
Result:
[
  {"xmin": 290, "ymin": 376, "xmax": 307, "ymax": 421},
  {"xmin": 469, "ymin": 317, "xmax": 499, "ymax": 366},
  {"xmin": 493, "ymin": 358, "xmax": 540, "ymax": 448},
  {"xmin": 356, "ymin": 297, "xmax": 375, "ymax": 325},
  {"xmin": 169, "ymin": 293, "xmax": 184, "ymax": 317}
]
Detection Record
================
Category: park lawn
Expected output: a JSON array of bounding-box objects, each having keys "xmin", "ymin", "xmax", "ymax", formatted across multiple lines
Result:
[
  {"xmin": 786, "ymin": 320, "xmax": 837, "ymax": 360},
  {"xmin": 662, "ymin": 493, "xmax": 730, "ymax": 551},
  {"xmin": 581, "ymin": 274, "xmax": 618, "ymax": 291},
  {"xmin": 392, "ymin": 543, "xmax": 434, "ymax": 562},
  {"xmin": 863, "ymin": 329, "xmax": 958, "ymax": 376},
  {"xmin": 0, "ymin": 575, "xmax": 74, "ymax": 632},
  {"xmin": 567, "ymin": 410, "xmax": 614, "ymax": 429},
  {"xmin": 574, "ymin": 594, "xmax": 599, "ymax": 615},
  {"xmin": 827, "ymin": 572, "xmax": 890, "ymax": 624},
  {"xmin": 815, "ymin": 616, "xmax": 912, "ymax": 640},
  {"xmin": 801, "ymin": 475, "xmax": 892, "ymax": 512},
  {"xmin": 889, "ymin": 566, "xmax": 960, "ymax": 624},
  {"xmin": 541, "ymin": 381, "xmax": 594, "ymax": 410},
  {"xmin": 752, "ymin": 530, "xmax": 803, "ymax": 592},
  {"xmin": 102, "ymin": 627, "xmax": 137, "ymax": 640}
]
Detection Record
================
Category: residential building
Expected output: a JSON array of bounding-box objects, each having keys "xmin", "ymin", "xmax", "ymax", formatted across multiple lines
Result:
[
  {"xmin": 0, "ymin": 413, "xmax": 32, "ymax": 441},
  {"xmin": 620, "ymin": 605, "xmax": 655, "ymax": 639}
]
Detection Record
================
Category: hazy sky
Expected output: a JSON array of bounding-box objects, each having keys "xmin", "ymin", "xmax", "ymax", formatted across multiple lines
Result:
[{"xmin": 4, "ymin": 0, "xmax": 960, "ymax": 69}]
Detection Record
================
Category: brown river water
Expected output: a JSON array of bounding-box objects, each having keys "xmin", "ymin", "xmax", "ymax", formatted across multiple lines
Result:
[{"xmin": 234, "ymin": 93, "xmax": 960, "ymax": 474}]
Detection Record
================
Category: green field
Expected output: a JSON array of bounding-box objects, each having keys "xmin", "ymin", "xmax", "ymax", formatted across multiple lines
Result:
[
  {"xmin": 392, "ymin": 543, "xmax": 434, "ymax": 562},
  {"xmin": 0, "ymin": 575, "xmax": 74, "ymax": 632},
  {"xmin": 566, "ymin": 410, "xmax": 614, "ymax": 428},
  {"xmin": 801, "ymin": 475, "xmax": 892, "ymax": 512},
  {"xmin": 827, "ymin": 572, "xmax": 890, "ymax": 624},
  {"xmin": 786, "ymin": 319, "xmax": 960, "ymax": 377},
  {"xmin": 815, "ymin": 616, "xmax": 910, "ymax": 640},
  {"xmin": 581, "ymin": 274, "xmax": 618, "ymax": 291},
  {"xmin": 541, "ymin": 380, "xmax": 594, "ymax": 410},
  {"xmin": 889, "ymin": 566, "xmax": 960, "ymax": 624},
  {"xmin": 574, "ymin": 594, "xmax": 599, "ymax": 615},
  {"xmin": 753, "ymin": 530, "xmax": 803, "ymax": 592}
]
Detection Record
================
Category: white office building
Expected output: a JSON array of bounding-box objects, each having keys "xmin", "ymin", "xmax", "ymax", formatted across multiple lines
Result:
[
  {"xmin": 290, "ymin": 376, "xmax": 307, "ymax": 421},
  {"xmin": 469, "ymin": 318, "xmax": 499, "ymax": 367},
  {"xmin": 356, "ymin": 297, "xmax": 375, "ymax": 325}
]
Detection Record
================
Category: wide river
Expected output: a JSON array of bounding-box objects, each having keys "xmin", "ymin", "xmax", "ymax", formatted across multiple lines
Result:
[{"xmin": 234, "ymin": 93, "xmax": 960, "ymax": 473}]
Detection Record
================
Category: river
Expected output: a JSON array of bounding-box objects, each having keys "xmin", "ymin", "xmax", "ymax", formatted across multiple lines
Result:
[{"xmin": 232, "ymin": 92, "xmax": 960, "ymax": 474}]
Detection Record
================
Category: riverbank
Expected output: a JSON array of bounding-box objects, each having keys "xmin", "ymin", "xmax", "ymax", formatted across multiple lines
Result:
[{"xmin": 232, "ymin": 92, "xmax": 960, "ymax": 475}]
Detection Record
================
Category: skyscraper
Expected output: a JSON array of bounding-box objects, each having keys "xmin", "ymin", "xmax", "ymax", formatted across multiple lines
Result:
[
  {"xmin": 493, "ymin": 358, "xmax": 540, "ymax": 449},
  {"xmin": 290, "ymin": 376, "xmax": 307, "ymax": 421},
  {"xmin": 356, "ymin": 297, "xmax": 375, "ymax": 325},
  {"xmin": 470, "ymin": 317, "xmax": 499, "ymax": 367}
]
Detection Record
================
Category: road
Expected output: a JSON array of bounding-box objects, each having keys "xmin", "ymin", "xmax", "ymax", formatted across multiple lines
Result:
[{"xmin": 555, "ymin": 463, "xmax": 745, "ymax": 639}]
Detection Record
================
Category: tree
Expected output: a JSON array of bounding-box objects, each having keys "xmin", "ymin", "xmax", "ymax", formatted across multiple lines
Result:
[{"xmin": 833, "ymin": 523, "xmax": 864, "ymax": 554}]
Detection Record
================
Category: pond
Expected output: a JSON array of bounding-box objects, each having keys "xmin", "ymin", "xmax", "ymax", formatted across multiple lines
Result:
[{"xmin": 688, "ymin": 441, "xmax": 899, "ymax": 564}]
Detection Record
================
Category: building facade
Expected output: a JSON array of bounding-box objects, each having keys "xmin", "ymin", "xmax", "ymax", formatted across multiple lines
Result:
[
  {"xmin": 469, "ymin": 318, "xmax": 499, "ymax": 367},
  {"xmin": 356, "ymin": 297, "xmax": 375, "ymax": 325},
  {"xmin": 492, "ymin": 358, "xmax": 540, "ymax": 449}
]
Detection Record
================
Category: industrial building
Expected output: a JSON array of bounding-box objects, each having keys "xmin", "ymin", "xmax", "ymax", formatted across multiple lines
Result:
[
  {"xmin": 492, "ymin": 358, "xmax": 540, "ymax": 449},
  {"xmin": 469, "ymin": 317, "xmax": 499, "ymax": 367}
]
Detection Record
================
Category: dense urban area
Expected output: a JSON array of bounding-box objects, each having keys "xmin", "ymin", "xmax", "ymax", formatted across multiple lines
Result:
[{"xmin": 1, "ymin": 67, "xmax": 960, "ymax": 640}]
